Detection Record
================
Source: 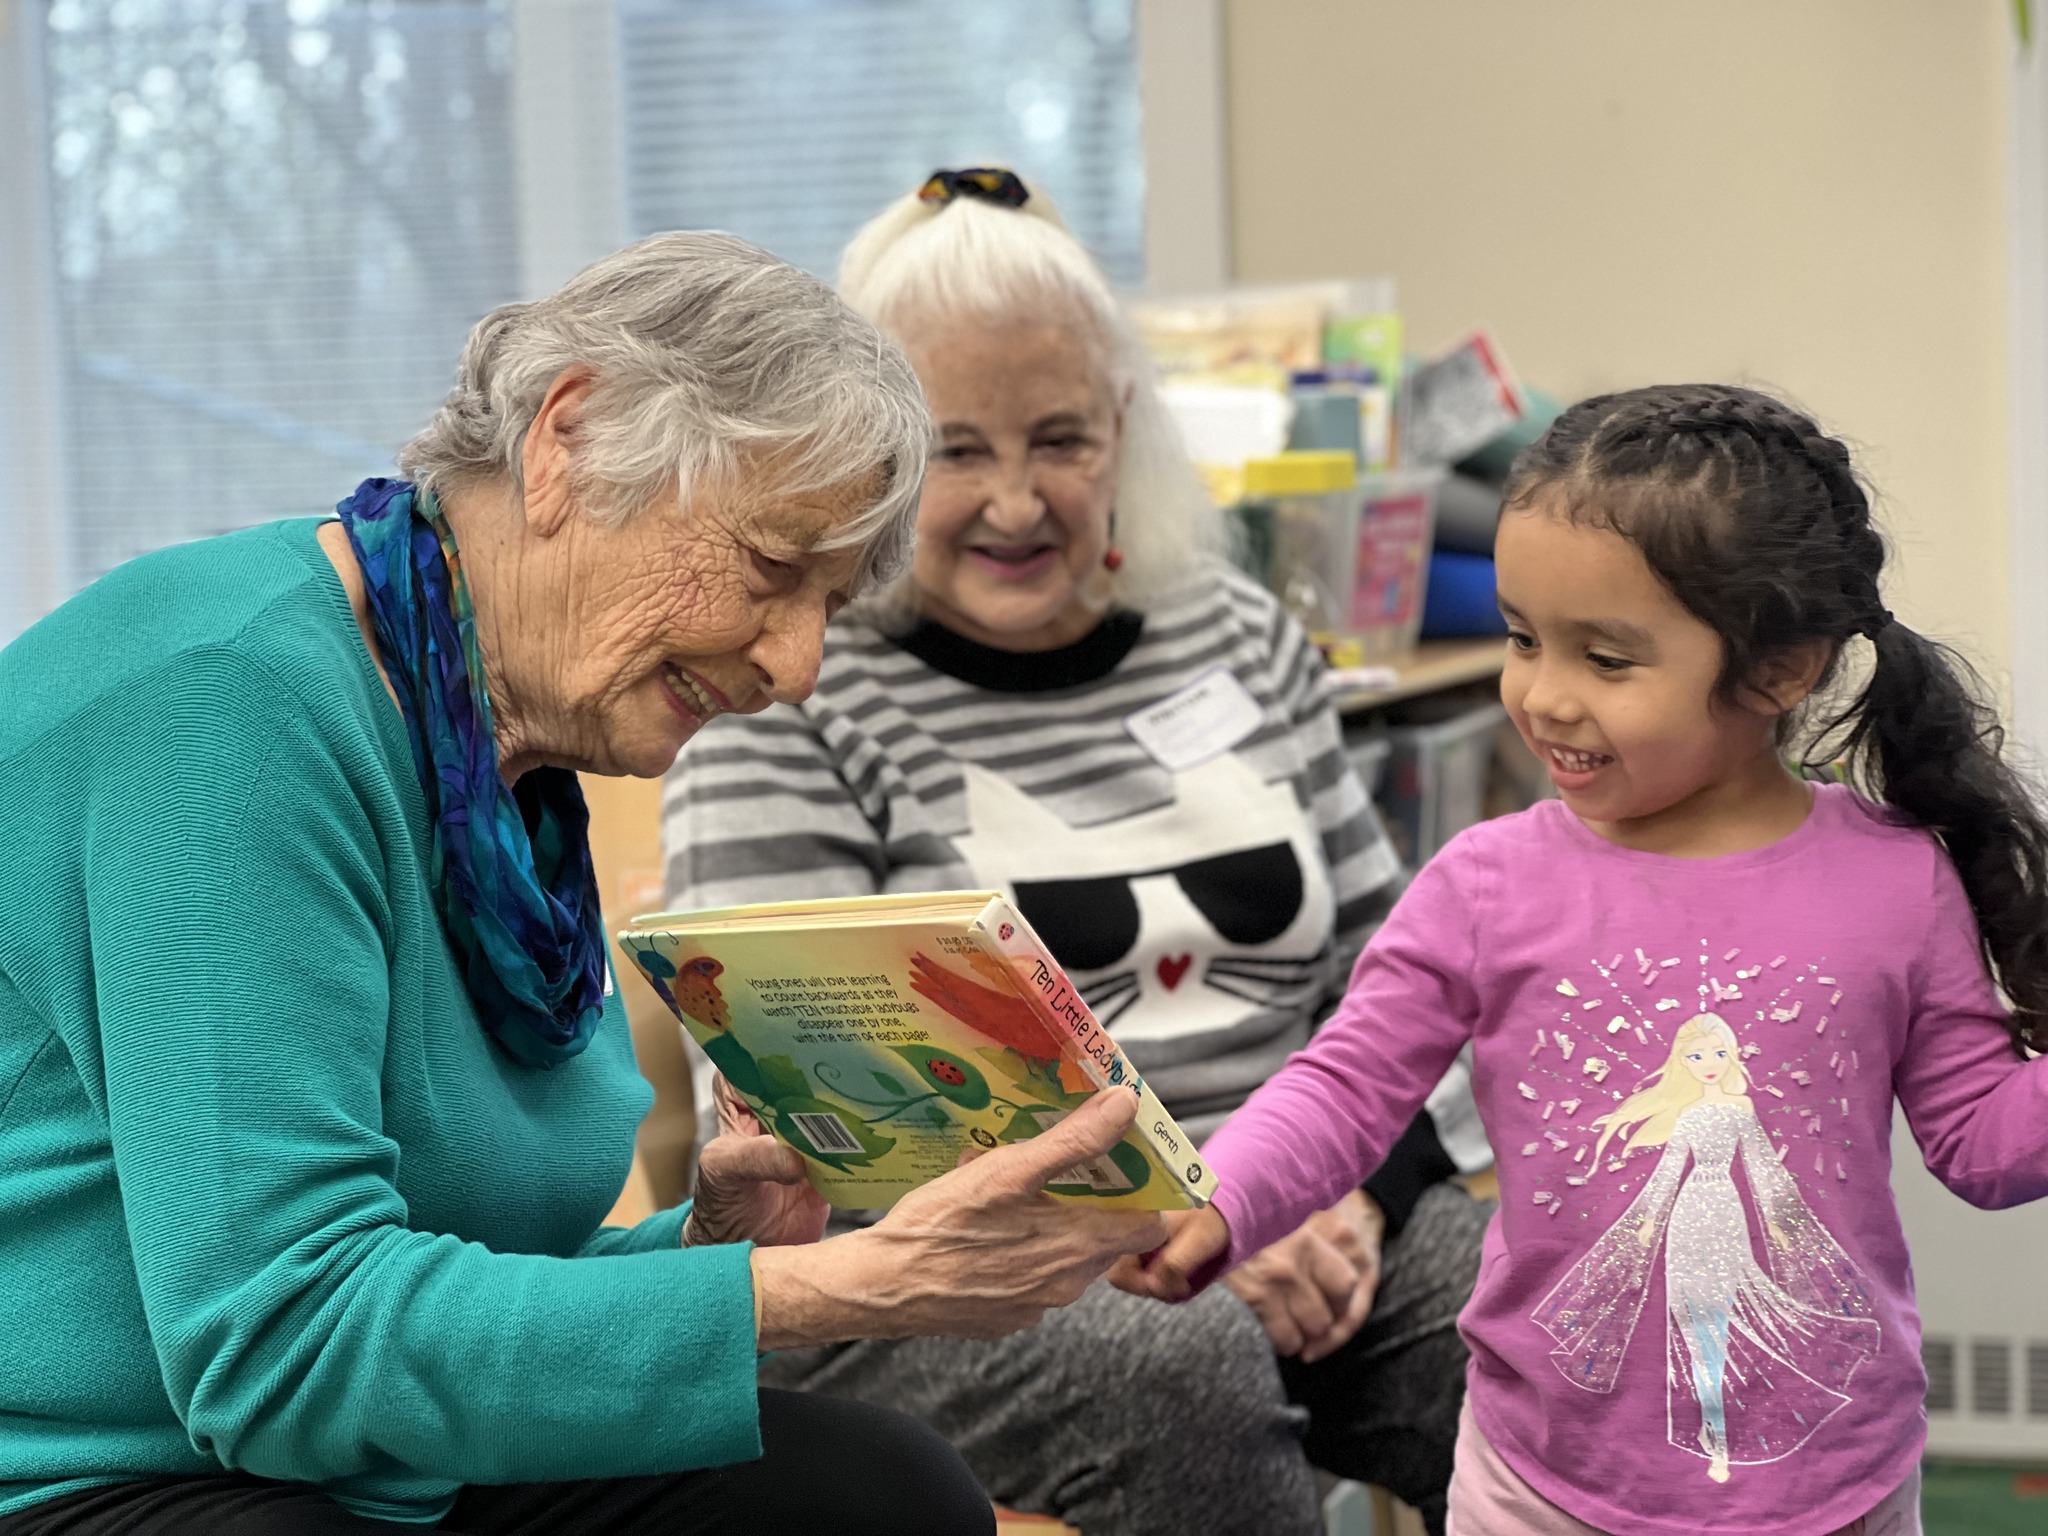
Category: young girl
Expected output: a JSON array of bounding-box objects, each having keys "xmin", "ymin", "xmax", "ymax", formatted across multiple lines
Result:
[{"xmin": 1115, "ymin": 383, "xmax": 2048, "ymax": 1535}]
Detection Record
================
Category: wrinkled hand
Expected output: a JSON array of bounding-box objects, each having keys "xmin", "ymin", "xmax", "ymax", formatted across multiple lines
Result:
[
  {"xmin": 683, "ymin": 1075, "xmax": 831, "ymax": 1249},
  {"xmin": 1220, "ymin": 1190, "xmax": 1384, "ymax": 1362},
  {"xmin": 753, "ymin": 1089, "xmax": 1167, "ymax": 1349}
]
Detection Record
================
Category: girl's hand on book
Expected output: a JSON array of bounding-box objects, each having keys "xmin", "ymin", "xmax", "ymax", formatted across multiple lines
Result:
[
  {"xmin": 1223, "ymin": 1189, "xmax": 1384, "ymax": 1363},
  {"xmin": 684, "ymin": 1076, "xmax": 831, "ymax": 1249},
  {"xmin": 1107, "ymin": 1205, "xmax": 1231, "ymax": 1304}
]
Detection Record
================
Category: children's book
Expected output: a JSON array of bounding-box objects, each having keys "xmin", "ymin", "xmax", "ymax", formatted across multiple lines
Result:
[{"xmin": 616, "ymin": 892, "xmax": 1217, "ymax": 1211}]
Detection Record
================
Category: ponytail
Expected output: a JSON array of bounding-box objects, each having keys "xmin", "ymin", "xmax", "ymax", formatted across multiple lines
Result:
[{"xmin": 1821, "ymin": 623, "xmax": 2048, "ymax": 1051}]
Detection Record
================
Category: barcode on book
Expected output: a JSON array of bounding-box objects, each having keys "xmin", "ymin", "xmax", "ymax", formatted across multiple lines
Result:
[
  {"xmin": 1054, "ymin": 1155, "xmax": 1134, "ymax": 1193},
  {"xmin": 789, "ymin": 1110, "xmax": 863, "ymax": 1155}
]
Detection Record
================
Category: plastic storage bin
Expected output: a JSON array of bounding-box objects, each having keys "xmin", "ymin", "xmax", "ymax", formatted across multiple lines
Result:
[
  {"xmin": 1377, "ymin": 701, "xmax": 1508, "ymax": 866},
  {"xmin": 1242, "ymin": 450, "xmax": 1359, "ymax": 644},
  {"xmin": 1245, "ymin": 455, "xmax": 1441, "ymax": 664},
  {"xmin": 1347, "ymin": 468, "xmax": 1442, "ymax": 661}
]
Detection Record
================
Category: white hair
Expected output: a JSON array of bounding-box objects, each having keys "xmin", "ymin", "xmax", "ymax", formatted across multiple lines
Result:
[
  {"xmin": 837, "ymin": 176, "xmax": 1228, "ymax": 612},
  {"xmin": 400, "ymin": 230, "xmax": 930, "ymax": 589}
]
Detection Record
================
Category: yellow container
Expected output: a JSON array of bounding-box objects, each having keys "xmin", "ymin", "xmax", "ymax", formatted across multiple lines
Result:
[{"xmin": 1242, "ymin": 450, "xmax": 1357, "ymax": 498}]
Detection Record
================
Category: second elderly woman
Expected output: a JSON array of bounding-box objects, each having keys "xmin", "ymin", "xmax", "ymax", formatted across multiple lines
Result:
[{"xmin": 665, "ymin": 174, "xmax": 1494, "ymax": 1536}]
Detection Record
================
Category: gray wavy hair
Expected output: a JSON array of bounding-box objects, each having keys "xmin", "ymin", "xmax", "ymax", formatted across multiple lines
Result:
[
  {"xmin": 838, "ymin": 175, "xmax": 1227, "ymax": 610},
  {"xmin": 400, "ymin": 231, "xmax": 931, "ymax": 589}
]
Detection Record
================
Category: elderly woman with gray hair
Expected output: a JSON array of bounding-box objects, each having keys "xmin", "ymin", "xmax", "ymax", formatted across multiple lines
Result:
[
  {"xmin": 665, "ymin": 175, "xmax": 1492, "ymax": 1536},
  {"xmin": 0, "ymin": 233, "xmax": 1166, "ymax": 1536}
]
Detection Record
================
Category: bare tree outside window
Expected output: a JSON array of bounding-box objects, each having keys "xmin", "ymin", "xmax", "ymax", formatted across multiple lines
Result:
[
  {"xmin": 41, "ymin": 0, "xmax": 520, "ymax": 583},
  {"xmin": 21, "ymin": 0, "xmax": 1142, "ymax": 595},
  {"xmin": 618, "ymin": 0, "xmax": 1143, "ymax": 285}
]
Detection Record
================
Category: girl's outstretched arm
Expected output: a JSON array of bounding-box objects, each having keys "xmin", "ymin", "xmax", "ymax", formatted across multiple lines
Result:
[
  {"xmin": 1190, "ymin": 835, "xmax": 1487, "ymax": 1280},
  {"xmin": 1895, "ymin": 852, "xmax": 2048, "ymax": 1210}
]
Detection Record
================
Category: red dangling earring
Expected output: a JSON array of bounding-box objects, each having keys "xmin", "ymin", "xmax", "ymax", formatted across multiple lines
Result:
[{"xmin": 1102, "ymin": 546, "xmax": 1124, "ymax": 571}]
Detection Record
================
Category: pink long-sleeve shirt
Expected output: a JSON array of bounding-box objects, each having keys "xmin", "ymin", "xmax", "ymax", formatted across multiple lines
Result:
[{"xmin": 1204, "ymin": 785, "xmax": 2048, "ymax": 1536}]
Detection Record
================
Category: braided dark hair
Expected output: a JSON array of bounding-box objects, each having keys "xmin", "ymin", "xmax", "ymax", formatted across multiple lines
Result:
[{"xmin": 1504, "ymin": 383, "xmax": 2048, "ymax": 1052}]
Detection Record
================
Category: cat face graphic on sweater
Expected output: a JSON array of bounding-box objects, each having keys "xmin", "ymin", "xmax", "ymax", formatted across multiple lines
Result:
[{"xmin": 953, "ymin": 757, "xmax": 1335, "ymax": 1042}]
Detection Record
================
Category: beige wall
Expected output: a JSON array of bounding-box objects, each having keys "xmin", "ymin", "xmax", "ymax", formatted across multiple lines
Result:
[{"xmin": 1225, "ymin": 0, "xmax": 2014, "ymax": 680}]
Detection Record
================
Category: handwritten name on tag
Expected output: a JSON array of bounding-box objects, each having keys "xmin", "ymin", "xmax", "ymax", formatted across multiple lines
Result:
[{"xmin": 1123, "ymin": 667, "xmax": 1264, "ymax": 772}]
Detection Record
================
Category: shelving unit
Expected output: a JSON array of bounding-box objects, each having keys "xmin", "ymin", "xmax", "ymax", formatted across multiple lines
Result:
[{"xmin": 1331, "ymin": 637, "xmax": 1504, "ymax": 714}]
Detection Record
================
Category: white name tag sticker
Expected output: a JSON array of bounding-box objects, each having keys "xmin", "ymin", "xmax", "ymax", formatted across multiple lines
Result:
[{"xmin": 1123, "ymin": 667, "xmax": 1264, "ymax": 772}]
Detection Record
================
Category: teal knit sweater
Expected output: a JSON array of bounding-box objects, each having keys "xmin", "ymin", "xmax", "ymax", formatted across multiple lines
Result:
[{"xmin": 0, "ymin": 520, "xmax": 761, "ymax": 1522}]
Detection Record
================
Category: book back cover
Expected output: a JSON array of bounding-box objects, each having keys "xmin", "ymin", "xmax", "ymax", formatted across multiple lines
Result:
[{"xmin": 618, "ymin": 907, "xmax": 1203, "ymax": 1211}]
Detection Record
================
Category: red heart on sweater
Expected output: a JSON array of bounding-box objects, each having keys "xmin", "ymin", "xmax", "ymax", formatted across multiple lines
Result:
[{"xmin": 1156, "ymin": 954, "xmax": 1192, "ymax": 990}]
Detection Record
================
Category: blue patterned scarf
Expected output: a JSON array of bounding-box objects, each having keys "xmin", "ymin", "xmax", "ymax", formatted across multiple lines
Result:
[{"xmin": 336, "ymin": 478, "xmax": 607, "ymax": 1068}]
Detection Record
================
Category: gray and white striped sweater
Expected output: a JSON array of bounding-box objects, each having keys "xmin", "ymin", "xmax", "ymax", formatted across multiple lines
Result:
[{"xmin": 663, "ymin": 566, "xmax": 1406, "ymax": 1140}]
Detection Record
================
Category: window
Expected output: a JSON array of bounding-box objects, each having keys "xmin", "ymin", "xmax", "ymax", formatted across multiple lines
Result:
[
  {"xmin": 615, "ymin": 0, "xmax": 1143, "ymax": 285},
  {"xmin": 1, "ymin": 0, "xmax": 1150, "ymax": 635},
  {"xmin": 32, "ymin": 0, "xmax": 523, "ymax": 592}
]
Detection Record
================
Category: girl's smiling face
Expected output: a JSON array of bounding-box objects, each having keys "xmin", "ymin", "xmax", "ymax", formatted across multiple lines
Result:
[{"xmin": 1495, "ymin": 503, "xmax": 1797, "ymax": 846}]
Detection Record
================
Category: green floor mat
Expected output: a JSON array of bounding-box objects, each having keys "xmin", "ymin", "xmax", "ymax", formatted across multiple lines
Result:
[{"xmin": 1920, "ymin": 1460, "xmax": 2048, "ymax": 1536}]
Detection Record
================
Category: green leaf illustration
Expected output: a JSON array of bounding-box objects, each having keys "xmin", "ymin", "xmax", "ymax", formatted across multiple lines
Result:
[
  {"xmin": 754, "ymin": 1053, "xmax": 811, "ymax": 1105},
  {"xmin": 1045, "ymin": 1139, "xmax": 1154, "ymax": 1198},
  {"xmin": 699, "ymin": 1032, "xmax": 764, "ymax": 1101}
]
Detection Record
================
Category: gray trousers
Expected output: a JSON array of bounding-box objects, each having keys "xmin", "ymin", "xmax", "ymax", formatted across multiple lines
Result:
[{"xmin": 761, "ymin": 1184, "xmax": 1492, "ymax": 1536}]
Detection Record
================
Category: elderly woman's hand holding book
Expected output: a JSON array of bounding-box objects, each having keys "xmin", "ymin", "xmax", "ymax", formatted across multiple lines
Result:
[{"xmin": 733, "ymin": 1087, "xmax": 1166, "ymax": 1349}]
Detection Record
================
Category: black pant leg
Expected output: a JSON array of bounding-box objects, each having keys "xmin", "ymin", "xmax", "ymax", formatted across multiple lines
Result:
[
  {"xmin": 1280, "ymin": 1183, "xmax": 1494, "ymax": 1536},
  {"xmin": 446, "ymin": 1388, "xmax": 994, "ymax": 1536},
  {"xmin": 1283, "ymin": 1328, "xmax": 1468, "ymax": 1536},
  {"xmin": 0, "ymin": 1477, "xmax": 386, "ymax": 1535},
  {"xmin": 0, "ymin": 1390, "xmax": 991, "ymax": 1536}
]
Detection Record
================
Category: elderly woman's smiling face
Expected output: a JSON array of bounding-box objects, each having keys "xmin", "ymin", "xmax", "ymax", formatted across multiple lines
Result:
[
  {"xmin": 531, "ymin": 484, "xmax": 867, "ymax": 779},
  {"xmin": 460, "ymin": 375, "xmax": 873, "ymax": 782},
  {"xmin": 899, "ymin": 316, "xmax": 1122, "ymax": 653}
]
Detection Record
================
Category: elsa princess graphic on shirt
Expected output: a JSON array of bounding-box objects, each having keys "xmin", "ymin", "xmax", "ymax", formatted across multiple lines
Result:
[{"xmin": 1532, "ymin": 1013, "xmax": 1880, "ymax": 1483}]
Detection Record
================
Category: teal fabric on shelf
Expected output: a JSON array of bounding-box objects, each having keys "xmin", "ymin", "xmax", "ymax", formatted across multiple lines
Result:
[
  {"xmin": 0, "ymin": 519, "xmax": 760, "ymax": 1523},
  {"xmin": 1454, "ymin": 387, "xmax": 1564, "ymax": 484}
]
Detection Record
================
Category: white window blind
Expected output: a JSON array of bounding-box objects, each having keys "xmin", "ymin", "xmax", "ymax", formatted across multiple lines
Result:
[
  {"xmin": 5, "ymin": 0, "xmax": 1147, "ymax": 624},
  {"xmin": 614, "ymin": 0, "xmax": 1144, "ymax": 286},
  {"xmin": 35, "ymin": 0, "xmax": 523, "ymax": 587}
]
